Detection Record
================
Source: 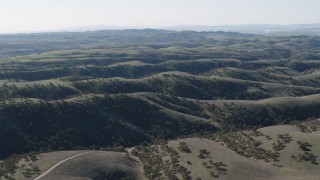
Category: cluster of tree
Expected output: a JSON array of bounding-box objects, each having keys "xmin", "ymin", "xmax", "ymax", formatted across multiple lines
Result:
[
  {"xmin": 146, "ymin": 94, "xmax": 208, "ymax": 118},
  {"xmin": 93, "ymin": 169, "xmax": 134, "ymax": 180},
  {"xmin": 292, "ymin": 152, "xmax": 318, "ymax": 164},
  {"xmin": 272, "ymin": 134, "xmax": 293, "ymax": 151},
  {"xmin": 132, "ymin": 143, "xmax": 192, "ymax": 180},
  {"xmin": 292, "ymin": 118, "xmax": 320, "ymax": 133},
  {"xmin": 0, "ymin": 67, "xmax": 71, "ymax": 81},
  {"xmin": 208, "ymin": 103, "xmax": 320, "ymax": 131},
  {"xmin": 0, "ymin": 152, "xmax": 38, "ymax": 179},
  {"xmin": 211, "ymin": 131, "xmax": 280, "ymax": 162},
  {"xmin": 0, "ymin": 83, "xmax": 79, "ymax": 100},
  {"xmin": 177, "ymin": 142, "xmax": 192, "ymax": 153},
  {"xmin": 74, "ymin": 74, "xmax": 271, "ymax": 100}
]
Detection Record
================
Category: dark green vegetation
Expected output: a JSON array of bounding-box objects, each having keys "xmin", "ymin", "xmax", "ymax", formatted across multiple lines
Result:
[
  {"xmin": 132, "ymin": 143, "xmax": 192, "ymax": 180},
  {"xmin": 0, "ymin": 29, "xmax": 320, "ymax": 179}
]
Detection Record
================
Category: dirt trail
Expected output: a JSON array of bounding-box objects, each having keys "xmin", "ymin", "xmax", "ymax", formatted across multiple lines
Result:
[{"xmin": 33, "ymin": 152, "xmax": 91, "ymax": 180}]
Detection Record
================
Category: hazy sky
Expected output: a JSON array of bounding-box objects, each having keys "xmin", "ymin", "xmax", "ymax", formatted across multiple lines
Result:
[{"xmin": 0, "ymin": 0, "xmax": 319, "ymax": 32}]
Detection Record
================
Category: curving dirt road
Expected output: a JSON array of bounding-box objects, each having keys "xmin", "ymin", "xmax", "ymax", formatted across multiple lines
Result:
[
  {"xmin": 34, "ymin": 151, "xmax": 91, "ymax": 180},
  {"xmin": 281, "ymin": 85, "xmax": 292, "ymax": 96}
]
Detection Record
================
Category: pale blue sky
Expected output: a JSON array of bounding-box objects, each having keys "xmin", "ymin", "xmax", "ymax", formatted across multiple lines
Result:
[{"xmin": 0, "ymin": 0, "xmax": 319, "ymax": 32}]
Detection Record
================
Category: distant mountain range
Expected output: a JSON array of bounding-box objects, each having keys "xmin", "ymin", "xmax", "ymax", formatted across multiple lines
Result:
[
  {"xmin": 58, "ymin": 24, "xmax": 320, "ymax": 36},
  {"xmin": 1, "ymin": 24, "xmax": 320, "ymax": 36}
]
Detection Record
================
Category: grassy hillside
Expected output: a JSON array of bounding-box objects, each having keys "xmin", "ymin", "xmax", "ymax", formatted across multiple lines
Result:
[
  {"xmin": 131, "ymin": 119, "xmax": 320, "ymax": 180},
  {"xmin": 2, "ymin": 150, "xmax": 145, "ymax": 180}
]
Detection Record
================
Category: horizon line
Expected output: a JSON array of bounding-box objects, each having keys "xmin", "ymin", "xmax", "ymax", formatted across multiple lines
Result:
[{"xmin": 1, "ymin": 23, "xmax": 320, "ymax": 35}]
